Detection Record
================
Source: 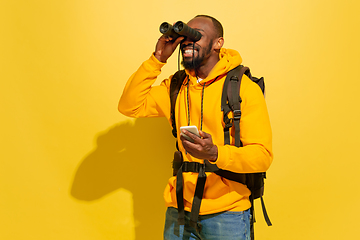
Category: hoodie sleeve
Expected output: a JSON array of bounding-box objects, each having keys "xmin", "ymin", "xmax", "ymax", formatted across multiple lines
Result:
[
  {"xmin": 213, "ymin": 76, "xmax": 273, "ymax": 173},
  {"xmin": 118, "ymin": 54, "xmax": 171, "ymax": 119}
]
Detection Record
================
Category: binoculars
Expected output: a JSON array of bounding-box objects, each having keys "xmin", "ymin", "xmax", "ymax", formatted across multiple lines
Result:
[{"xmin": 159, "ymin": 21, "xmax": 202, "ymax": 42}]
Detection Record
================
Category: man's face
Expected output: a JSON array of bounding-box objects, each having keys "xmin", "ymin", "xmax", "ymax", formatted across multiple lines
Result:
[{"xmin": 180, "ymin": 17, "xmax": 218, "ymax": 70}]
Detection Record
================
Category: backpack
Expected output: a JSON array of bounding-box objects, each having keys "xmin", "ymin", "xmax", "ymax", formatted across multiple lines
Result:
[{"xmin": 170, "ymin": 65, "xmax": 272, "ymax": 240}]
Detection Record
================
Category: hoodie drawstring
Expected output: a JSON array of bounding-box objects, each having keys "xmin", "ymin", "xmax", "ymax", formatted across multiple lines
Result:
[{"xmin": 186, "ymin": 76, "xmax": 219, "ymax": 130}]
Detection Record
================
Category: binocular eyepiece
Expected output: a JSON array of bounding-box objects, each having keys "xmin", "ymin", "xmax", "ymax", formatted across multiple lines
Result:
[{"xmin": 159, "ymin": 21, "xmax": 202, "ymax": 42}]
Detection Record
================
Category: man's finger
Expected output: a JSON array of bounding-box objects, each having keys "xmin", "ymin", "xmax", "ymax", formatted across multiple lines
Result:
[
  {"xmin": 199, "ymin": 130, "xmax": 210, "ymax": 139},
  {"xmin": 172, "ymin": 36, "xmax": 184, "ymax": 48},
  {"xmin": 182, "ymin": 129, "xmax": 201, "ymax": 142}
]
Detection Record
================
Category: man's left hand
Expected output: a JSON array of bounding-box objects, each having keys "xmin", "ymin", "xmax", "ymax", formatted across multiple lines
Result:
[{"xmin": 180, "ymin": 130, "xmax": 218, "ymax": 162}]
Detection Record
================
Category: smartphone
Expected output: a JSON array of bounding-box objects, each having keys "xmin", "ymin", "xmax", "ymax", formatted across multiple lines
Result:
[{"xmin": 180, "ymin": 125, "xmax": 200, "ymax": 142}]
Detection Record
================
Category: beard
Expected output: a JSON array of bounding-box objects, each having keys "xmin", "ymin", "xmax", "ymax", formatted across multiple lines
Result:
[
  {"xmin": 181, "ymin": 40, "xmax": 213, "ymax": 70},
  {"xmin": 181, "ymin": 55, "xmax": 203, "ymax": 70}
]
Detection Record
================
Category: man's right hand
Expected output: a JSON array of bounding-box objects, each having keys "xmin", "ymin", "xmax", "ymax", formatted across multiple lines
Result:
[{"xmin": 154, "ymin": 36, "xmax": 184, "ymax": 63}]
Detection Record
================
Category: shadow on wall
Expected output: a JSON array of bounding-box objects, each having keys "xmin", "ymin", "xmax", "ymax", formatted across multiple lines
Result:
[{"xmin": 70, "ymin": 117, "xmax": 176, "ymax": 240}]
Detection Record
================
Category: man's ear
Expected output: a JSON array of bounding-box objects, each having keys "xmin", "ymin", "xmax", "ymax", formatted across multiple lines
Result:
[{"xmin": 214, "ymin": 37, "xmax": 224, "ymax": 50}]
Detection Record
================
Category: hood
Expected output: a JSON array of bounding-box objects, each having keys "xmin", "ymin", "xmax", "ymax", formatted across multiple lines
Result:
[{"xmin": 185, "ymin": 48, "xmax": 242, "ymax": 84}]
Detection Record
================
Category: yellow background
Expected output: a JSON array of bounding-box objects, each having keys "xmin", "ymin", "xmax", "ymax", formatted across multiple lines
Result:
[{"xmin": 1, "ymin": 0, "xmax": 359, "ymax": 239}]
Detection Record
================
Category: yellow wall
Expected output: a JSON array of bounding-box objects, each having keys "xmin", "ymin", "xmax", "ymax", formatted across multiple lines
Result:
[{"xmin": 1, "ymin": 0, "xmax": 359, "ymax": 239}]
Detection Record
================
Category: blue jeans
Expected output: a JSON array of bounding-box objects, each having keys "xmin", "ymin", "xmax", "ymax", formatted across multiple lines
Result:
[{"xmin": 163, "ymin": 207, "xmax": 251, "ymax": 240}]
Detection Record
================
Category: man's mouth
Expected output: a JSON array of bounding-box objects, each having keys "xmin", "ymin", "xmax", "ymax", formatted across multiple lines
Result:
[
  {"xmin": 183, "ymin": 49, "xmax": 198, "ymax": 58},
  {"xmin": 181, "ymin": 43, "xmax": 200, "ymax": 58}
]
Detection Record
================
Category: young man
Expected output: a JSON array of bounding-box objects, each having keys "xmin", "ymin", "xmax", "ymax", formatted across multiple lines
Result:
[{"xmin": 119, "ymin": 15, "xmax": 273, "ymax": 240}]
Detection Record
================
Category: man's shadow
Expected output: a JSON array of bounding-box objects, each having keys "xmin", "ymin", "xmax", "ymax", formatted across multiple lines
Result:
[{"xmin": 70, "ymin": 117, "xmax": 176, "ymax": 239}]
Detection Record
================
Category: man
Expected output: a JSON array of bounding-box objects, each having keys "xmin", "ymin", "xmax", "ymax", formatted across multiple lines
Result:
[{"xmin": 119, "ymin": 15, "xmax": 273, "ymax": 240}]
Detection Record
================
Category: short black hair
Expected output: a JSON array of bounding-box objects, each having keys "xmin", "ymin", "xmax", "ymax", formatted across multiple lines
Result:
[{"xmin": 195, "ymin": 15, "xmax": 223, "ymax": 38}]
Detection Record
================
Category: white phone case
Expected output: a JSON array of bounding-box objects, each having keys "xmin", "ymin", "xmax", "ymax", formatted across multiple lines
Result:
[{"xmin": 180, "ymin": 125, "xmax": 200, "ymax": 142}]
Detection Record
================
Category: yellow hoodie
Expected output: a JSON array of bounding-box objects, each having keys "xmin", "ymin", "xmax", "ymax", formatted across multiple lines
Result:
[{"xmin": 119, "ymin": 48, "xmax": 273, "ymax": 214}]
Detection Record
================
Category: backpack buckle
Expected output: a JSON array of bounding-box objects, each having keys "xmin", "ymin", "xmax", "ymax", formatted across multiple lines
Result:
[
  {"xmin": 223, "ymin": 115, "xmax": 233, "ymax": 128},
  {"xmin": 230, "ymin": 76, "xmax": 239, "ymax": 81},
  {"xmin": 233, "ymin": 110, "xmax": 241, "ymax": 120},
  {"xmin": 182, "ymin": 162, "xmax": 201, "ymax": 172}
]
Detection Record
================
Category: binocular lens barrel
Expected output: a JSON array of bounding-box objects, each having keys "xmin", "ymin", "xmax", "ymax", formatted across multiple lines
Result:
[
  {"xmin": 159, "ymin": 22, "xmax": 170, "ymax": 33},
  {"xmin": 173, "ymin": 21, "xmax": 202, "ymax": 42},
  {"xmin": 173, "ymin": 22, "xmax": 184, "ymax": 32},
  {"xmin": 159, "ymin": 21, "xmax": 202, "ymax": 42},
  {"xmin": 159, "ymin": 22, "xmax": 180, "ymax": 39}
]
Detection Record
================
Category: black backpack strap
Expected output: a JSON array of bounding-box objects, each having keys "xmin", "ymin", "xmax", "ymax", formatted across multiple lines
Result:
[
  {"xmin": 261, "ymin": 196, "xmax": 272, "ymax": 226},
  {"xmin": 175, "ymin": 161, "xmax": 208, "ymax": 228},
  {"xmin": 250, "ymin": 195, "xmax": 255, "ymax": 240},
  {"xmin": 222, "ymin": 65, "xmax": 249, "ymax": 147},
  {"xmin": 228, "ymin": 70, "xmax": 242, "ymax": 148},
  {"xmin": 176, "ymin": 162, "xmax": 185, "ymax": 225},
  {"xmin": 189, "ymin": 164, "xmax": 207, "ymax": 229},
  {"xmin": 221, "ymin": 65, "xmax": 241, "ymax": 146},
  {"xmin": 249, "ymin": 196, "xmax": 272, "ymax": 240},
  {"xmin": 170, "ymin": 70, "xmax": 187, "ymax": 138},
  {"xmin": 170, "ymin": 71, "xmax": 187, "ymax": 224}
]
